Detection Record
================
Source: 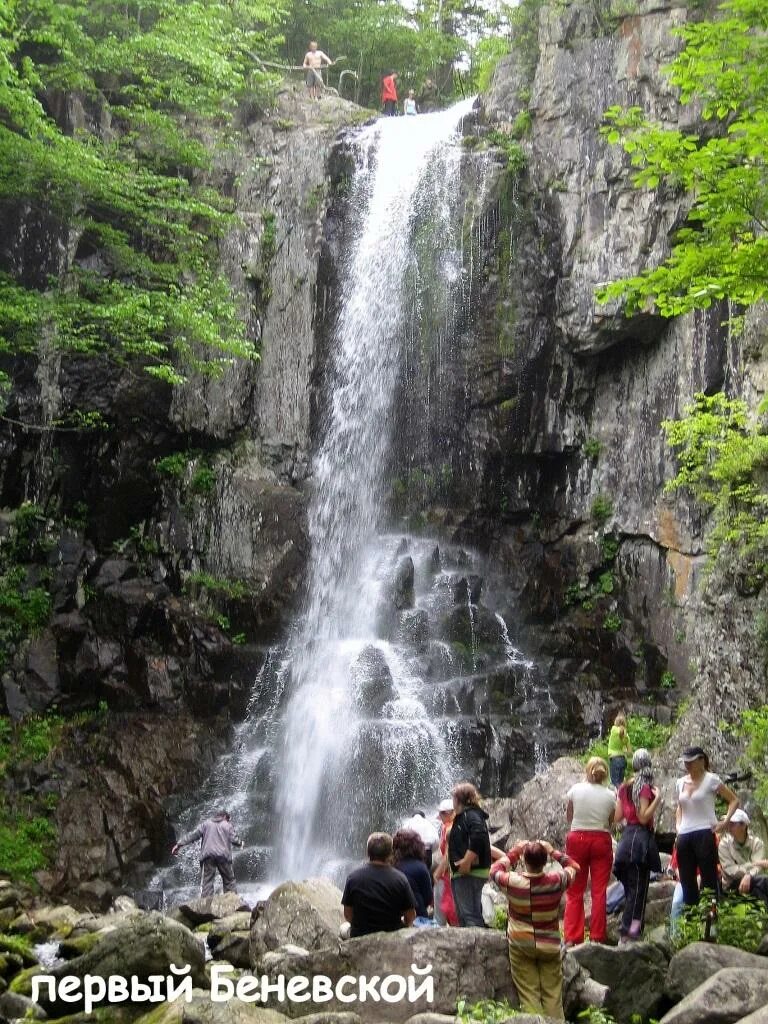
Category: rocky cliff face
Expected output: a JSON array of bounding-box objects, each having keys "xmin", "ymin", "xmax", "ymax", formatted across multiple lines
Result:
[
  {"xmin": 0, "ymin": 83, "xmax": 362, "ymax": 902},
  {"xmin": 469, "ymin": 0, "xmax": 767, "ymax": 760}
]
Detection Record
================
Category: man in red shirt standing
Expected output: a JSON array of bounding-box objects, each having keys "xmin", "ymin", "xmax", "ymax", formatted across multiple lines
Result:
[{"xmin": 381, "ymin": 71, "xmax": 398, "ymax": 116}]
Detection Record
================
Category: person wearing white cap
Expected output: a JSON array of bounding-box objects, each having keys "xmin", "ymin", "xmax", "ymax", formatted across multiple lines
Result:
[
  {"xmin": 719, "ymin": 809, "xmax": 768, "ymax": 900},
  {"xmin": 433, "ymin": 799, "xmax": 457, "ymax": 925}
]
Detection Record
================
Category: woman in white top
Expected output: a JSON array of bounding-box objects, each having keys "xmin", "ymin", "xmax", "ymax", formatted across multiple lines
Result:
[
  {"xmin": 563, "ymin": 756, "xmax": 616, "ymax": 944},
  {"xmin": 675, "ymin": 746, "xmax": 738, "ymax": 905}
]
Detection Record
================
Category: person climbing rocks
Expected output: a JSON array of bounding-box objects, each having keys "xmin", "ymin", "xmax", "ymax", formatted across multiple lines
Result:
[
  {"xmin": 607, "ymin": 711, "xmax": 632, "ymax": 787},
  {"xmin": 341, "ymin": 832, "xmax": 417, "ymax": 937},
  {"xmin": 491, "ymin": 840, "xmax": 579, "ymax": 1020},
  {"xmin": 381, "ymin": 71, "xmax": 398, "ymax": 116},
  {"xmin": 403, "ymin": 90, "xmax": 418, "ymax": 115},
  {"xmin": 171, "ymin": 810, "xmax": 244, "ymax": 898},
  {"xmin": 303, "ymin": 41, "xmax": 334, "ymax": 101}
]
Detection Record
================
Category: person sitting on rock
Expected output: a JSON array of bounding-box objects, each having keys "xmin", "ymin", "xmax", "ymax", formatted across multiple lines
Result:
[
  {"xmin": 719, "ymin": 809, "xmax": 768, "ymax": 901},
  {"xmin": 491, "ymin": 839, "xmax": 579, "ymax": 1020},
  {"xmin": 393, "ymin": 828, "xmax": 435, "ymax": 925},
  {"xmin": 171, "ymin": 810, "xmax": 244, "ymax": 898},
  {"xmin": 341, "ymin": 832, "xmax": 417, "ymax": 937}
]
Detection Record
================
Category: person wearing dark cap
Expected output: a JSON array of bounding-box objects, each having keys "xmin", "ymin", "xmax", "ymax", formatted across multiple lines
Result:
[
  {"xmin": 675, "ymin": 746, "xmax": 739, "ymax": 905},
  {"xmin": 172, "ymin": 810, "xmax": 244, "ymax": 897},
  {"xmin": 719, "ymin": 809, "xmax": 768, "ymax": 900}
]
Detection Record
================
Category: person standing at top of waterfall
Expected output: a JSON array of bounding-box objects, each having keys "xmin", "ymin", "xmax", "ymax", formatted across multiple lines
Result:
[
  {"xmin": 403, "ymin": 90, "xmax": 418, "ymax": 115},
  {"xmin": 303, "ymin": 41, "xmax": 334, "ymax": 101},
  {"xmin": 171, "ymin": 810, "xmax": 244, "ymax": 898},
  {"xmin": 563, "ymin": 758, "xmax": 616, "ymax": 945},
  {"xmin": 381, "ymin": 71, "xmax": 398, "ymax": 116},
  {"xmin": 448, "ymin": 782, "xmax": 492, "ymax": 926},
  {"xmin": 607, "ymin": 711, "xmax": 633, "ymax": 787}
]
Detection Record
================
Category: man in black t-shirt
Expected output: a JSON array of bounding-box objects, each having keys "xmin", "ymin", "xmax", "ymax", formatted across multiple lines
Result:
[{"xmin": 342, "ymin": 833, "xmax": 417, "ymax": 937}]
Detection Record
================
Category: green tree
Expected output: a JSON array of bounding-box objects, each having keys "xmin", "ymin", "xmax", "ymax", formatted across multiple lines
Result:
[
  {"xmin": 597, "ymin": 0, "xmax": 768, "ymax": 316},
  {"xmin": 598, "ymin": 0, "xmax": 768, "ymax": 575},
  {"xmin": 0, "ymin": 0, "xmax": 283, "ymax": 405}
]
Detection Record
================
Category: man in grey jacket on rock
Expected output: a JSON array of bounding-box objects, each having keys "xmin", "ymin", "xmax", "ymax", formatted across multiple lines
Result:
[{"xmin": 172, "ymin": 810, "xmax": 244, "ymax": 897}]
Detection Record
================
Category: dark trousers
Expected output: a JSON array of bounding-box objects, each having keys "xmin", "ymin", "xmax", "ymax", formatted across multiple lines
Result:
[
  {"xmin": 383, "ymin": 100, "xmax": 397, "ymax": 116},
  {"xmin": 451, "ymin": 875, "xmax": 486, "ymax": 927},
  {"xmin": 609, "ymin": 756, "xmax": 626, "ymax": 787},
  {"xmin": 617, "ymin": 863, "xmax": 651, "ymax": 935},
  {"xmin": 677, "ymin": 829, "xmax": 719, "ymax": 905},
  {"xmin": 200, "ymin": 856, "xmax": 236, "ymax": 897}
]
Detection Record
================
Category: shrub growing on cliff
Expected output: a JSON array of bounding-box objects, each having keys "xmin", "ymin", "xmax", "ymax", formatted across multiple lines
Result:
[{"xmin": 0, "ymin": 0, "xmax": 281, "ymax": 400}]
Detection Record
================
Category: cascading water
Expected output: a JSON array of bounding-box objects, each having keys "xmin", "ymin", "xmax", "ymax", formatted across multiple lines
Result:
[{"xmin": 156, "ymin": 101, "xmax": 558, "ymax": 902}]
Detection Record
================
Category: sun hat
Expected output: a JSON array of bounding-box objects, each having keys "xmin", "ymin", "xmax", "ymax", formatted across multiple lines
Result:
[{"xmin": 729, "ymin": 809, "xmax": 750, "ymax": 825}]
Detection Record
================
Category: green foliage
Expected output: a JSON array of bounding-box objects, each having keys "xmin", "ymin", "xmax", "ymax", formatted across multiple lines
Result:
[
  {"xmin": 597, "ymin": 0, "xmax": 768, "ymax": 317},
  {"xmin": 583, "ymin": 437, "xmax": 602, "ymax": 459},
  {"xmin": 0, "ymin": 0, "xmax": 277, "ymax": 398},
  {"xmin": 155, "ymin": 453, "xmax": 189, "ymax": 479},
  {"xmin": 585, "ymin": 714, "xmax": 672, "ymax": 761},
  {"xmin": 578, "ymin": 1010, "xmax": 619, "ymax": 1024},
  {"xmin": 183, "ymin": 572, "xmax": 249, "ymax": 601},
  {"xmin": 602, "ymin": 611, "xmax": 622, "ymax": 632},
  {"xmin": 671, "ymin": 894, "xmax": 768, "ymax": 953},
  {"xmin": 511, "ymin": 110, "xmax": 532, "ymax": 139},
  {"xmin": 591, "ymin": 494, "xmax": 614, "ymax": 527},
  {"xmin": 190, "ymin": 466, "xmax": 216, "ymax": 496},
  {"xmin": 0, "ymin": 814, "xmax": 57, "ymax": 881},
  {"xmin": 491, "ymin": 905, "xmax": 508, "ymax": 931},
  {"xmin": 660, "ymin": 670, "xmax": 676, "ymax": 690},
  {"xmin": 662, "ymin": 392, "xmax": 768, "ymax": 580},
  {"xmin": 486, "ymin": 130, "xmax": 527, "ymax": 180},
  {"xmin": 0, "ymin": 504, "xmax": 53, "ymax": 670},
  {"xmin": 729, "ymin": 706, "xmax": 768, "ymax": 803},
  {"xmin": 472, "ymin": 36, "xmax": 510, "ymax": 94},
  {"xmin": 457, "ymin": 998, "xmax": 521, "ymax": 1024}
]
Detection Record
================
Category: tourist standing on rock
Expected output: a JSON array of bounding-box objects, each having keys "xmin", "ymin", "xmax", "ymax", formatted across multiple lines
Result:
[
  {"xmin": 393, "ymin": 829, "xmax": 434, "ymax": 925},
  {"xmin": 612, "ymin": 748, "xmax": 662, "ymax": 940},
  {"xmin": 302, "ymin": 41, "xmax": 334, "ymax": 101},
  {"xmin": 607, "ymin": 712, "xmax": 633, "ymax": 787},
  {"xmin": 341, "ymin": 832, "xmax": 416, "ymax": 937},
  {"xmin": 563, "ymin": 757, "xmax": 616, "ymax": 945},
  {"xmin": 381, "ymin": 71, "xmax": 398, "ymax": 116},
  {"xmin": 448, "ymin": 781, "xmax": 492, "ymax": 926},
  {"xmin": 675, "ymin": 746, "xmax": 739, "ymax": 905},
  {"xmin": 491, "ymin": 840, "xmax": 579, "ymax": 1020},
  {"xmin": 171, "ymin": 810, "xmax": 244, "ymax": 897},
  {"xmin": 719, "ymin": 810, "xmax": 768, "ymax": 901},
  {"xmin": 433, "ymin": 798, "xmax": 459, "ymax": 926}
]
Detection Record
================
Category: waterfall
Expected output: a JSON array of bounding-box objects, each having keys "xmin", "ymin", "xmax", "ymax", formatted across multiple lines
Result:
[
  {"xmin": 276, "ymin": 101, "xmax": 475, "ymax": 878},
  {"xmin": 155, "ymin": 99, "xmax": 553, "ymax": 902}
]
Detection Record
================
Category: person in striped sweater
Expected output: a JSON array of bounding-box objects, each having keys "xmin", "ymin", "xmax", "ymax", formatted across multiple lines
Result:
[{"xmin": 490, "ymin": 839, "xmax": 580, "ymax": 1020}]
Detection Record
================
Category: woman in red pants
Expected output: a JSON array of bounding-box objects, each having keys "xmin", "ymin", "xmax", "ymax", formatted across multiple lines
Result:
[{"xmin": 563, "ymin": 756, "xmax": 616, "ymax": 944}]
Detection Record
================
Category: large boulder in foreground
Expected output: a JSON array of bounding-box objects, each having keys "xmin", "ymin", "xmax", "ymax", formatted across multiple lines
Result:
[
  {"xmin": 256, "ymin": 928, "xmax": 516, "ymax": 1022},
  {"xmin": 39, "ymin": 912, "xmax": 205, "ymax": 1015},
  {"xmin": 665, "ymin": 943, "xmax": 768, "ymax": 1003},
  {"xmin": 569, "ymin": 941, "xmax": 669, "ymax": 1024},
  {"xmin": 250, "ymin": 880, "xmax": 344, "ymax": 965},
  {"xmin": 659, "ymin": 967, "xmax": 768, "ymax": 1024},
  {"xmin": 134, "ymin": 991, "xmax": 290, "ymax": 1023}
]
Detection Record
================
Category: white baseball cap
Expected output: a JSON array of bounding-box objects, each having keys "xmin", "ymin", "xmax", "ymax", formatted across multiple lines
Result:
[
  {"xmin": 729, "ymin": 809, "xmax": 750, "ymax": 825},
  {"xmin": 438, "ymin": 799, "xmax": 453, "ymax": 813}
]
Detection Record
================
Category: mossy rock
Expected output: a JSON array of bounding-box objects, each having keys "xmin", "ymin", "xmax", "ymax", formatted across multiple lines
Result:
[
  {"xmin": 9, "ymin": 963, "xmax": 44, "ymax": 995},
  {"xmin": 47, "ymin": 1010, "xmax": 138, "ymax": 1024},
  {"xmin": 58, "ymin": 931, "xmax": 103, "ymax": 959},
  {"xmin": 0, "ymin": 933, "xmax": 37, "ymax": 966}
]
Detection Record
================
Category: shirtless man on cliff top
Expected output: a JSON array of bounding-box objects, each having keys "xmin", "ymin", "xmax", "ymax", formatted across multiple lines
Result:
[{"xmin": 303, "ymin": 41, "xmax": 334, "ymax": 101}]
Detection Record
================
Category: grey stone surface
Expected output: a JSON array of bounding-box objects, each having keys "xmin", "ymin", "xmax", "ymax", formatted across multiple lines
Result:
[
  {"xmin": 659, "ymin": 967, "xmax": 768, "ymax": 1024},
  {"xmin": 665, "ymin": 943, "xmax": 768, "ymax": 1004},
  {"xmin": 250, "ymin": 879, "xmax": 345, "ymax": 965}
]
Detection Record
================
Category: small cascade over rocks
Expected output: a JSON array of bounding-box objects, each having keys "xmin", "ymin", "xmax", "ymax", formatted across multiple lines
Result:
[{"xmin": 154, "ymin": 101, "xmax": 559, "ymax": 903}]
